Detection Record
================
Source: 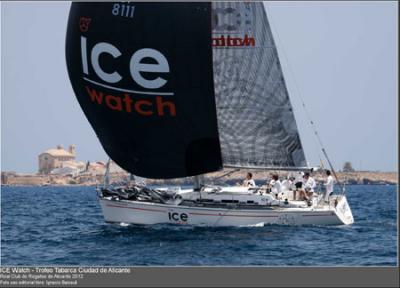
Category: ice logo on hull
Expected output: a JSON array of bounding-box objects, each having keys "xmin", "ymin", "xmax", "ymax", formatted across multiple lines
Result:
[{"xmin": 168, "ymin": 212, "xmax": 189, "ymax": 224}]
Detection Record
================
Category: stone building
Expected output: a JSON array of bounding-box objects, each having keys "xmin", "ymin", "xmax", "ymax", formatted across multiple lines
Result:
[{"xmin": 38, "ymin": 145, "xmax": 76, "ymax": 174}]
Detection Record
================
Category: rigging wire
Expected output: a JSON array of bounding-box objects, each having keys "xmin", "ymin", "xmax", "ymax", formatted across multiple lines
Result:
[
  {"xmin": 213, "ymin": 168, "xmax": 241, "ymax": 182},
  {"xmin": 264, "ymin": 3, "xmax": 344, "ymax": 194}
]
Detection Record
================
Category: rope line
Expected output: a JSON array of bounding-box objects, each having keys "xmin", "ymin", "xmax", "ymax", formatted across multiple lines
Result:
[{"xmin": 264, "ymin": 3, "xmax": 344, "ymax": 194}]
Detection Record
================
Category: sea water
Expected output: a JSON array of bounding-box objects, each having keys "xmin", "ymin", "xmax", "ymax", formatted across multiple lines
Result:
[{"xmin": 1, "ymin": 185, "xmax": 397, "ymax": 266}]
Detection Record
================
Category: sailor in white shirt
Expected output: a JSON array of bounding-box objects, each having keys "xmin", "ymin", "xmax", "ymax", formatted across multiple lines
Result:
[
  {"xmin": 280, "ymin": 178, "xmax": 292, "ymax": 192},
  {"xmin": 304, "ymin": 173, "xmax": 316, "ymax": 192},
  {"xmin": 324, "ymin": 170, "xmax": 334, "ymax": 202},
  {"xmin": 269, "ymin": 174, "xmax": 281, "ymax": 197},
  {"xmin": 299, "ymin": 172, "xmax": 316, "ymax": 201},
  {"xmin": 243, "ymin": 172, "xmax": 256, "ymax": 187},
  {"xmin": 280, "ymin": 177, "xmax": 293, "ymax": 200}
]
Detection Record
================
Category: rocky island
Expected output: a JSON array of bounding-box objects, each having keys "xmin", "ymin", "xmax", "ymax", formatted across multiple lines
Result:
[
  {"xmin": 1, "ymin": 169, "xmax": 397, "ymax": 187},
  {"xmin": 1, "ymin": 145, "xmax": 397, "ymax": 186}
]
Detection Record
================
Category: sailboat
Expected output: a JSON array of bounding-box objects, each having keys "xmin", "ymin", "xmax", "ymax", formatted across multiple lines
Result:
[{"xmin": 65, "ymin": 2, "xmax": 354, "ymax": 226}]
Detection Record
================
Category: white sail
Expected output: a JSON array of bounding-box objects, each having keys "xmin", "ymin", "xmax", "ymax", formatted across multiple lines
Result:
[{"xmin": 212, "ymin": 2, "xmax": 307, "ymax": 169}]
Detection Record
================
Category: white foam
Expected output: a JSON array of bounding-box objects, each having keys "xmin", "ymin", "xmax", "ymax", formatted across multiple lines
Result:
[{"xmin": 239, "ymin": 222, "xmax": 265, "ymax": 227}]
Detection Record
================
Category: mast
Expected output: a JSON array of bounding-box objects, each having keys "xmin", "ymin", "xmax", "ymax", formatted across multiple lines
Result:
[
  {"xmin": 129, "ymin": 173, "xmax": 135, "ymax": 184},
  {"xmin": 193, "ymin": 175, "xmax": 205, "ymax": 191},
  {"xmin": 103, "ymin": 158, "xmax": 111, "ymax": 188}
]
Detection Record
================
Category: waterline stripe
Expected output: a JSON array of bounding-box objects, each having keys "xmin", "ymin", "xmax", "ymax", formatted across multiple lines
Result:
[
  {"xmin": 189, "ymin": 212, "xmax": 278, "ymax": 218},
  {"xmin": 83, "ymin": 77, "xmax": 174, "ymax": 96},
  {"xmin": 106, "ymin": 204, "xmax": 166, "ymax": 213},
  {"xmin": 302, "ymin": 213, "xmax": 334, "ymax": 217}
]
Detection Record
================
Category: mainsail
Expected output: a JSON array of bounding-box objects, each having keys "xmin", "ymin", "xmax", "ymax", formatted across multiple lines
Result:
[{"xmin": 212, "ymin": 2, "xmax": 307, "ymax": 169}]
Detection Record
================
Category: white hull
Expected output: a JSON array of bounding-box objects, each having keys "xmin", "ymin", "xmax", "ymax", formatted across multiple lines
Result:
[{"xmin": 99, "ymin": 195, "xmax": 354, "ymax": 226}]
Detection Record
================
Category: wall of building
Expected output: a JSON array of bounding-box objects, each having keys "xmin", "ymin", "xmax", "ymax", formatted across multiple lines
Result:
[
  {"xmin": 3, "ymin": 174, "xmax": 51, "ymax": 185},
  {"xmin": 38, "ymin": 153, "xmax": 75, "ymax": 174}
]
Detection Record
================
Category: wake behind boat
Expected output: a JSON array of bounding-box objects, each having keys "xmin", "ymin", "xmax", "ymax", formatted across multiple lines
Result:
[{"xmin": 66, "ymin": 2, "xmax": 354, "ymax": 227}]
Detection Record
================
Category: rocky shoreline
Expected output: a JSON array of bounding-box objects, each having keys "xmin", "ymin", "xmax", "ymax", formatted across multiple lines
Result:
[{"xmin": 1, "ymin": 169, "xmax": 397, "ymax": 186}]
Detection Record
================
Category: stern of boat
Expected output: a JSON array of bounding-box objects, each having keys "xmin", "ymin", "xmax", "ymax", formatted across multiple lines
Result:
[{"xmin": 333, "ymin": 195, "xmax": 354, "ymax": 225}]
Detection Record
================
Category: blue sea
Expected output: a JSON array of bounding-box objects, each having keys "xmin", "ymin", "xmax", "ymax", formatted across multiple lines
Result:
[{"xmin": 1, "ymin": 185, "xmax": 397, "ymax": 266}]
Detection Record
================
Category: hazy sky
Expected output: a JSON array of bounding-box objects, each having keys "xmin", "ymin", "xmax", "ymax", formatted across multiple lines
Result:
[{"xmin": 1, "ymin": 1, "xmax": 398, "ymax": 173}]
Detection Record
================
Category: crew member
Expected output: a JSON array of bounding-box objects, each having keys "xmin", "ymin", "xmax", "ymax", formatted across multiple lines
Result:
[
  {"xmin": 299, "ymin": 172, "xmax": 316, "ymax": 201},
  {"xmin": 293, "ymin": 172, "xmax": 304, "ymax": 200},
  {"xmin": 269, "ymin": 174, "xmax": 281, "ymax": 198},
  {"xmin": 243, "ymin": 172, "xmax": 256, "ymax": 187},
  {"xmin": 323, "ymin": 170, "xmax": 334, "ymax": 203}
]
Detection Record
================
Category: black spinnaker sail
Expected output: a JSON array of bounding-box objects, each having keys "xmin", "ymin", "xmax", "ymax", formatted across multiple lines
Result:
[{"xmin": 66, "ymin": 2, "xmax": 223, "ymax": 179}]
